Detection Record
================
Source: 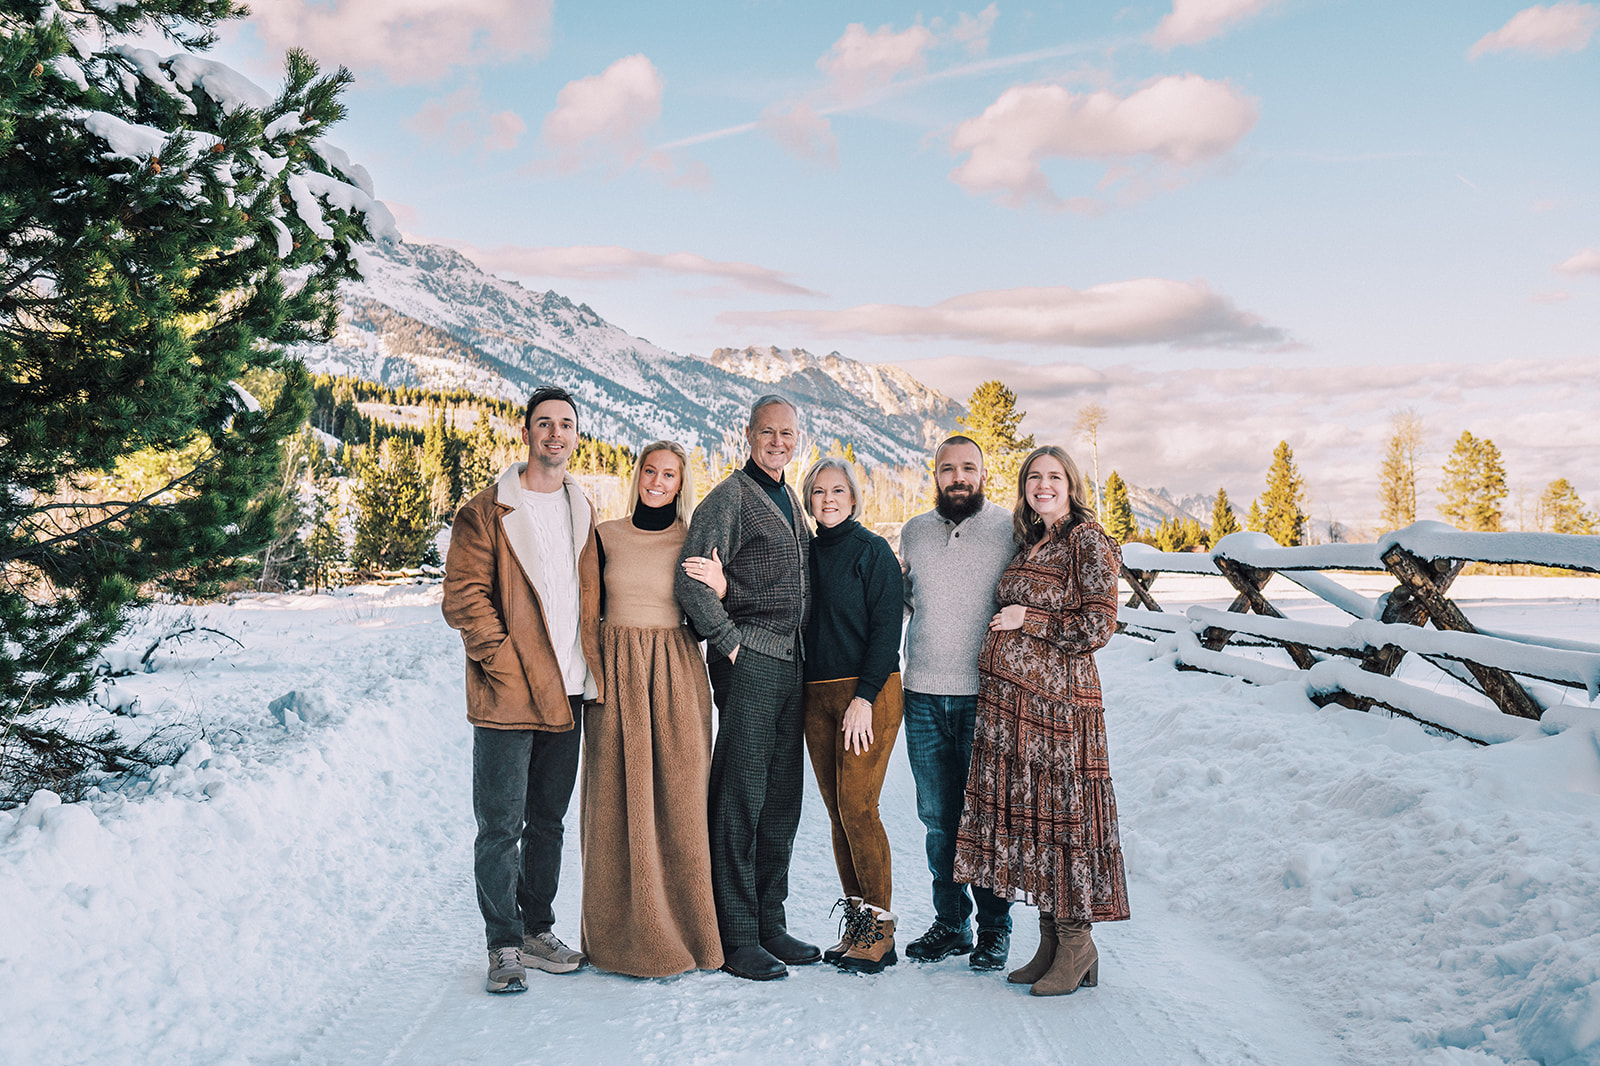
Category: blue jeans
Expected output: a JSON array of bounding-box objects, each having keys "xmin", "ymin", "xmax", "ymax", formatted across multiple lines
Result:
[
  {"xmin": 472, "ymin": 699, "xmax": 583, "ymax": 950},
  {"xmin": 901, "ymin": 690, "xmax": 1012, "ymax": 934}
]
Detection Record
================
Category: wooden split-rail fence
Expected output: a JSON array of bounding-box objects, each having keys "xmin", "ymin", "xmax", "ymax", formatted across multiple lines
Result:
[{"xmin": 1116, "ymin": 522, "xmax": 1600, "ymax": 745}]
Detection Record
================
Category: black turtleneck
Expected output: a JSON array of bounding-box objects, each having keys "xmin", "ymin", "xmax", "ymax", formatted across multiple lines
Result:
[
  {"xmin": 631, "ymin": 499, "xmax": 677, "ymax": 531},
  {"xmin": 743, "ymin": 457, "xmax": 794, "ymax": 525},
  {"xmin": 803, "ymin": 516, "xmax": 904, "ymax": 702}
]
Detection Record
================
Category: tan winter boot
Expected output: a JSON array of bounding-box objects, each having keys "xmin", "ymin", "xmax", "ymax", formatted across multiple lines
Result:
[
  {"xmin": 836, "ymin": 904, "xmax": 897, "ymax": 975},
  {"xmin": 1030, "ymin": 918, "xmax": 1097, "ymax": 997},
  {"xmin": 1008, "ymin": 911, "xmax": 1058, "ymax": 984},
  {"xmin": 823, "ymin": 896, "xmax": 864, "ymax": 964}
]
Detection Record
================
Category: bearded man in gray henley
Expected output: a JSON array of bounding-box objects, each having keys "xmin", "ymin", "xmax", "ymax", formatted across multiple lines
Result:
[{"xmin": 898, "ymin": 434, "xmax": 1018, "ymax": 971}]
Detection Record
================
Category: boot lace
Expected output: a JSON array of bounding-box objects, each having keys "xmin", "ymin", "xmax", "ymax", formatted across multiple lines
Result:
[
  {"xmin": 842, "ymin": 906, "xmax": 881, "ymax": 950},
  {"xmin": 830, "ymin": 896, "xmax": 864, "ymax": 948}
]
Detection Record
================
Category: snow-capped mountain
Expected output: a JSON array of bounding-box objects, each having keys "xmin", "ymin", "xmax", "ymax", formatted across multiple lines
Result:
[
  {"xmin": 288, "ymin": 240, "xmax": 962, "ymax": 466},
  {"xmin": 1126, "ymin": 484, "xmax": 1217, "ymax": 531}
]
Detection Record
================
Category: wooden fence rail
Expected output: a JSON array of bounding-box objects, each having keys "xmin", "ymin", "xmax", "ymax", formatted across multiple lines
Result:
[{"xmin": 1117, "ymin": 521, "xmax": 1600, "ymax": 744}]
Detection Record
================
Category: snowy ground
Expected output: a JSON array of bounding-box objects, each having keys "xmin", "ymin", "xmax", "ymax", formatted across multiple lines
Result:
[{"xmin": 2, "ymin": 576, "xmax": 1598, "ymax": 1066}]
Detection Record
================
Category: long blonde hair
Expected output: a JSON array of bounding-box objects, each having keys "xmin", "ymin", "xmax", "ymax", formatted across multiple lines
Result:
[
  {"xmin": 1012, "ymin": 445, "xmax": 1094, "ymax": 546},
  {"xmin": 625, "ymin": 440, "xmax": 695, "ymax": 521}
]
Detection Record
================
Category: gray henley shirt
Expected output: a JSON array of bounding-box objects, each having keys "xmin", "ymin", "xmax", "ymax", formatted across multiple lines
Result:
[{"xmin": 899, "ymin": 501, "xmax": 1018, "ymax": 695}]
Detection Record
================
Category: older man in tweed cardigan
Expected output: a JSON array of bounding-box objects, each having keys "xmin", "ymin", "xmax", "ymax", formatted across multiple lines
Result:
[{"xmin": 676, "ymin": 395, "xmax": 814, "ymax": 981}]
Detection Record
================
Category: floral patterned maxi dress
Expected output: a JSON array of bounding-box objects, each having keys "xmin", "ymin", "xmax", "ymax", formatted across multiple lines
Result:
[{"xmin": 952, "ymin": 518, "xmax": 1131, "ymax": 922}]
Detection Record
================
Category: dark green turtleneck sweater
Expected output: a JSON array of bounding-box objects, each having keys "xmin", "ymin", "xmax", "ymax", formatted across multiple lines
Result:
[{"xmin": 803, "ymin": 516, "xmax": 904, "ymax": 702}]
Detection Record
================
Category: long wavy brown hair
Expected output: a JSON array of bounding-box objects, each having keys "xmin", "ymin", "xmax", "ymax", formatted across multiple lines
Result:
[{"xmin": 1012, "ymin": 445, "xmax": 1095, "ymax": 547}]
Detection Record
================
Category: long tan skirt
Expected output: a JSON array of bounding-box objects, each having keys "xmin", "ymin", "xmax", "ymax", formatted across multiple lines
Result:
[{"xmin": 579, "ymin": 623, "xmax": 724, "ymax": 977}]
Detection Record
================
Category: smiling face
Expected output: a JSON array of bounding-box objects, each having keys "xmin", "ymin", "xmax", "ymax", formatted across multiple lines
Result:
[
  {"xmin": 637, "ymin": 447, "xmax": 682, "ymax": 509},
  {"xmin": 809, "ymin": 466, "xmax": 854, "ymax": 528},
  {"xmin": 746, "ymin": 401, "xmax": 798, "ymax": 479},
  {"xmin": 522, "ymin": 398, "xmax": 578, "ymax": 472},
  {"xmin": 934, "ymin": 440, "xmax": 986, "ymax": 520},
  {"xmin": 1023, "ymin": 454, "xmax": 1073, "ymax": 528}
]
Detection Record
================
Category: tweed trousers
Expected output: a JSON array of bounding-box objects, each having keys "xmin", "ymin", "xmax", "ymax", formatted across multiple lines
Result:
[{"xmin": 706, "ymin": 643, "xmax": 805, "ymax": 948}]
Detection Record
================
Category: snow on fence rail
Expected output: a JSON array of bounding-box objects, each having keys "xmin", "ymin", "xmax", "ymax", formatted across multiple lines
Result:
[{"xmin": 1118, "ymin": 523, "xmax": 1600, "ymax": 744}]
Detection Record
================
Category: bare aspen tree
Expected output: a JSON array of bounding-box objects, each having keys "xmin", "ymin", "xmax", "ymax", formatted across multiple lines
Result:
[
  {"xmin": 1378, "ymin": 409, "xmax": 1424, "ymax": 531},
  {"xmin": 1074, "ymin": 402, "xmax": 1108, "ymax": 517}
]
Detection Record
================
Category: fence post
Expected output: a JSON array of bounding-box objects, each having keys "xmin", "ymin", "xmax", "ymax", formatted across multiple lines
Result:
[
  {"xmin": 1380, "ymin": 546, "xmax": 1544, "ymax": 720},
  {"xmin": 1211, "ymin": 558, "xmax": 1318, "ymax": 669}
]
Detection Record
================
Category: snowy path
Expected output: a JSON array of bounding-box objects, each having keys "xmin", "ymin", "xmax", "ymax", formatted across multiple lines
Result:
[
  {"xmin": 267, "ymin": 745, "xmax": 1343, "ymax": 1066},
  {"xmin": 4, "ymin": 579, "xmax": 1600, "ymax": 1066}
]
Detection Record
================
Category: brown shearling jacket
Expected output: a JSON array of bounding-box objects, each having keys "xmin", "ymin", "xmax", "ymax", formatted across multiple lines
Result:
[{"xmin": 442, "ymin": 465, "xmax": 603, "ymax": 731}]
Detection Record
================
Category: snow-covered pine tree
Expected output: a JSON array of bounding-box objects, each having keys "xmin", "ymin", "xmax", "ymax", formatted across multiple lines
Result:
[
  {"xmin": 1, "ymin": 0, "xmax": 395, "ymax": 793},
  {"xmin": 1102, "ymin": 471, "xmax": 1136, "ymax": 544},
  {"xmin": 1210, "ymin": 487, "xmax": 1240, "ymax": 544},
  {"xmin": 1438, "ymin": 431, "xmax": 1507, "ymax": 532},
  {"xmin": 1260, "ymin": 441, "xmax": 1307, "ymax": 545}
]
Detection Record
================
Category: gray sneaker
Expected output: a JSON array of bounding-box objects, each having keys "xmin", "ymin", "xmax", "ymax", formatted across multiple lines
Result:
[
  {"xmin": 522, "ymin": 930, "xmax": 585, "ymax": 974},
  {"xmin": 486, "ymin": 945, "xmax": 526, "ymax": 993}
]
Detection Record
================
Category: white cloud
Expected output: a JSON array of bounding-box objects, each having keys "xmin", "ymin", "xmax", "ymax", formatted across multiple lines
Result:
[
  {"xmin": 818, "ymin": 21, "xmax": 936, "ymax": 102},
  {"xmin": 246, "ymin": 0, "xmax": 551, "ymax": 85},
  {"xmin": 406, "ymin": 86, "xmax": 524, "ymax": 154},
  {"xmin": 1469, "ymin": 2, "xmax": 1598, "ymax": 57},
  {"xmin": 718, "ymin": 278, "xmax": 1288, "ymax": 350},
  {"xmin": 948, "ymin": 74, "xmax": 1258, "ymax": 207},
  {"xmin": 1554, "ymin": 247, "xmax": 1600, "ymax": 275},
  {"xmin": 540, "ymin": 55, "xmax": 665, "ymax": 172},
  {"xmin": 758, "ymin": 103, "xmax": 838, "ymax": 166},
  {"xmin": 1151, "ymin": 0, "xmax": 1286, "ymax": 49},
  {"xmin": 892, "ymin": 355, "xmax": 1600, "ymax": 530},
  {"xmin": 441, "ymin": 242, "xmax": 822, "ymax": 297}
]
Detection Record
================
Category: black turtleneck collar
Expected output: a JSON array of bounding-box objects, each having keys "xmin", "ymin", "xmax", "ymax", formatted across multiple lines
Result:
[
  {"xmin": 743, "ymin": 457, "xmax": 784, "ymax": 490},
  {"xmin": 631, "ymin": 498, "xmax": 677, "ymax": 531},
  {"xmin": 813, "ymin": 516, "xmax": 859, "ymax": 544}
]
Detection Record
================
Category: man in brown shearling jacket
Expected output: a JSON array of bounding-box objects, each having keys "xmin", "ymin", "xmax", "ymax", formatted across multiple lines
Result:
[{"xmin": 442, "ymin": 386, "xmax": 603, "ymax": 994}]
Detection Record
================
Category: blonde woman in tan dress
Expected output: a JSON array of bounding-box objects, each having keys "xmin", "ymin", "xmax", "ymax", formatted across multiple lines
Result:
[{"xmin": 579, "ymin": 441, "xmax": 723, "ymax": 977}]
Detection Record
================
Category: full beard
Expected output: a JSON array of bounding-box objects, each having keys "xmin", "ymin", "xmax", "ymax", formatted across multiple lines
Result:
[{"xmin": 935, "ymin": 485, "xmax": 985, "ymax": 522}]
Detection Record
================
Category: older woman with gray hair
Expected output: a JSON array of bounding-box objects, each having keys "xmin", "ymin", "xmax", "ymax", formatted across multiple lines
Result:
[{"xmin": 798, "ymin": 456, "xmax": 905, "ymax": 974}]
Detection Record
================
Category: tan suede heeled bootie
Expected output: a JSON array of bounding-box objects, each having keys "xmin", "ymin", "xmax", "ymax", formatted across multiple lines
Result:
[
  {"xmin": 1029, "ymin": 918, "xmax": 1097, "ymax": 996},
  {"xmin": 1007, "ymin": 911, "xmax": 1058, "ymax": 984}
]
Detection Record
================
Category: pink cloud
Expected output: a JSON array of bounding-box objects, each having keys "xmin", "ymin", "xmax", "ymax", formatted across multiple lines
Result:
[
  {"xmin": 406, "ymin": 86, "xmax": 525, "ymax": 154},
  {"xmin": 1151, "ymin": 0, "xmax": 1286, "ymax": 49},
  {"xmin": 541, "ymin": 54, "xmax": 665, "ymax": 172},
  {"xmin": 1469, "ymin": 2, "xmax": 1598, "ymax": 57},
  {"xmin": 1554, "ymin": 247, "xmax": 1600, "ymax": 275},
  {"xmin": 441, "ymin": 241, "xmax": 822, "ymax": 297},
  {"xmin": 947, "ymin": 4, "xmax": 1000, "ymax": 55},
  {"xmin": 818, "ymin": 21, "xmax": 935, "ymax": 102},
  {"xmin": 759, "ymin": 103, "xmax": 838, "ymax": 166},
  {"xmin": 718, "ymin": 278, "xmax": 1289, "ymax": 349},
  {"xmin": 948, "ymin": 74, "xmax": 1258, "ymax": 208},
  {"xmin": 246, "ymin": 0, "xmax": 551, "ymax": 85}
]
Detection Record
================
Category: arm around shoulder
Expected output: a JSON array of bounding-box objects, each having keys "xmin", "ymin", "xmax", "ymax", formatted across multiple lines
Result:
[{"xmin": 674, "ymin": 483, "xmax": 742, "ymax": 657}]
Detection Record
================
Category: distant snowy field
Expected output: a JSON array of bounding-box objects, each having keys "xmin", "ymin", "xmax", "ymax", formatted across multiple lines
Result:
[{"xmin": 2, "ymin": 577, "xmax": 1598, "ymax": 1066}]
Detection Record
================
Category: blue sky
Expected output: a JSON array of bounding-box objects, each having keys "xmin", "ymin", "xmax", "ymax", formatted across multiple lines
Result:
[{"xmin": 214, "ymin": 1, "xmax": 1598, "ymax": 529}]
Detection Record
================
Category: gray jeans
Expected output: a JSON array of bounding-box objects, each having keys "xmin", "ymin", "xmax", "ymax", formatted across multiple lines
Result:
[{"xmin": 472, "ymin": 698, "xmax": 583, "ymax": 950}]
